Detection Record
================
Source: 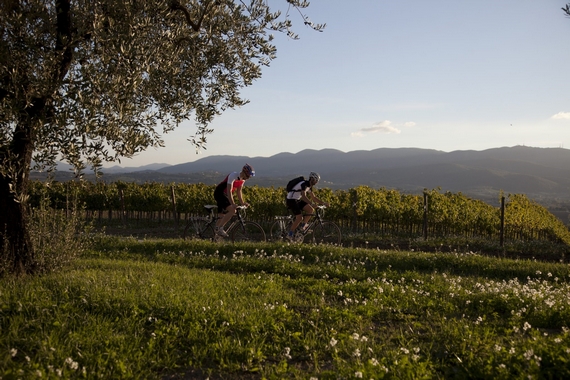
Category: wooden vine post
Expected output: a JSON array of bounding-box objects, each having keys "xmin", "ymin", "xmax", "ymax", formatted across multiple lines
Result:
[
  {"xmin": 500, "ymin": 195, "xmax": 505, "ymax": 247},
  {"xmin": 170, "ymin": 185, "xmax": 178, "ymax": 229},
  {"xmin": 119, "ymin": 188, "xmax": 126, "ymax": 225},
  {"xmin": 423, "ymin": 190, "xmax": 428, "ymax": 241}
]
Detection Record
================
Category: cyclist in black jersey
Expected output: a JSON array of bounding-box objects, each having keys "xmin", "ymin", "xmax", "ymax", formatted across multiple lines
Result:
[{"xmin": 285, "ymin": 172, "xmax": 328, "ymax": 241}]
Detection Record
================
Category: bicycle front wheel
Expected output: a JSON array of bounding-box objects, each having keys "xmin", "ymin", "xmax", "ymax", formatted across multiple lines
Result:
[
  {"xmin": 183, "ymin": 217, "xmax": 215, "ymax": 241},
  {"xmin": 230, "ymin": 221, "xmax": 266, "ymax": 242},
  {"xmin": 308, "ymin": 221, "xmax": 341, "ymax": 245}
]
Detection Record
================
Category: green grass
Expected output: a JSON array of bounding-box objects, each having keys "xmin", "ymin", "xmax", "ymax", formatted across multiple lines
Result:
[{"xmin": 2, "ymin": 236, "xmax": 570, "ymax": 379}]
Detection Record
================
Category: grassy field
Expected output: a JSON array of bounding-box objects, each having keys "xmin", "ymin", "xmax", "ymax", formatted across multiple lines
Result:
[{"xmin": 2, "ymin": 236, "xmax": 570, "ymax": 379}]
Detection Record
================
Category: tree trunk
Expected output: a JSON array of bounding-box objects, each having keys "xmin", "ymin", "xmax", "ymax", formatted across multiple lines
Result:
[
  {"xmin": 0, "ymin": 122, "xmax": 37, "ymax": 274},
  {"xmin": 0, "ymin": 101, "xmax": 43, "ymax": 274},
  {"xmin": 0, "ymin": 0, "xmax": 74, "ymax": 275},
  {"xmin": 0, "ymin": 179, "xmax": 35, "ymax": 274}
]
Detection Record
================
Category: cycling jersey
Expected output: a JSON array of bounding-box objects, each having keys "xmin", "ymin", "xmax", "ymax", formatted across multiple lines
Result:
[
  {"xmin": 286, "ymin": 180, "xmax": 311, "ymax": 201},
  {"xmin": 216, "ymin": 172, "xmax": 245, "ymax": 194}
]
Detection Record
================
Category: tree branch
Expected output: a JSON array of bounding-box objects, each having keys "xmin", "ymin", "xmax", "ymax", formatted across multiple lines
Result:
[
  {"xmin": 54, "ymin": 0, "xmax": 74, "ymax": 83},
  {"xmin": 170, "ymin": 0, "xmax": 200, "ymax": 31}
]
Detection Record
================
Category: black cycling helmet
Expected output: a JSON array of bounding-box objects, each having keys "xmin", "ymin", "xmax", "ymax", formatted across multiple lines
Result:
[{"xmin": 243, "ymin": 164, "xmax": 255, "ymax": 177}]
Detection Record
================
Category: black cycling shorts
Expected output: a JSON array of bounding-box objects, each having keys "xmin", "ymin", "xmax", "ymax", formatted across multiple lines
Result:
[
  {"xmin": 214, "ymin": 187, "xmax": 231, "ymax": 212},
  {"xmin": 286, "ymin": 199, "xmax": 308, "ymax": 216}
]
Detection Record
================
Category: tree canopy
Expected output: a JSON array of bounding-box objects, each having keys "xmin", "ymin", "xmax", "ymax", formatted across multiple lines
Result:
[
  {"xmin": 0, "ymin": 0, "xmax": 323, "ymax": 273},
  {"xmin": 1, "ymin": 0, "xmax": 323, "ymax": 175}
]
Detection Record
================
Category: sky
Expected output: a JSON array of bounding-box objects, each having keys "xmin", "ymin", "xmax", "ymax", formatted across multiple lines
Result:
[{"xmin": 112, "ymin": 0, "xmax": 570, "ymax": 168}]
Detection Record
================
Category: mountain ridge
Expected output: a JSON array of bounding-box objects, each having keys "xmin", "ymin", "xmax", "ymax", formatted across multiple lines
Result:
[{"xmin": 33, "ymin": 146, "xmax": 570, "ymax": 212}]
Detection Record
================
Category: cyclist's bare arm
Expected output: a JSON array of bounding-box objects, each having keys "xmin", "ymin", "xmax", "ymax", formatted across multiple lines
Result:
[
  {"xmin": 236, "ymin": 187, "xmax": 248, "ymax": 206},
  {"xmin": 226, "ymin": 183, "xmax": 236, "ymax": 205},
  {"xmin": 308, "ymin": 190, "xmax": 329, "ymax": 207},
  {"xmin": 300, "ymin": 190, "xmax": 313, "ymax": 205}
]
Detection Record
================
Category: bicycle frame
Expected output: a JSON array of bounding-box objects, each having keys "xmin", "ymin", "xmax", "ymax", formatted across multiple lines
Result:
[
  {"xmin": 201, "ymin": 204, "xmax": 247, "ymax": 229},
  {"xmin": 300, "ymin": 206, "xmax": 326, "ymax": 235},
  {"xmin": 184, "ymin": 204, "xmax": 260, "ymax": 241},
  {"xmin": 184, "ymin": 205, "xmax": 217, "ymax": 238},
  {"xmin": 225, "ymin": 206, "xmax": 248, "ymax": 231},
  {"xmin": 273, "ymin": 206, "xmax": 326, "ymax": 239}
]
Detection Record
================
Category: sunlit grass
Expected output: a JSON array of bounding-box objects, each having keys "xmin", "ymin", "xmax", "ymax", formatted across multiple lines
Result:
[{"xmin": 2, "ymin": 236, "xmax": 570, "ymax": 379}]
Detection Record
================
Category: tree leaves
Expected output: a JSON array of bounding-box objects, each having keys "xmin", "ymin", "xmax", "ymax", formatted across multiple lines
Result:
[{"xmin": 1, "ymin": 0, "xmax": 322, "ymax": 174}]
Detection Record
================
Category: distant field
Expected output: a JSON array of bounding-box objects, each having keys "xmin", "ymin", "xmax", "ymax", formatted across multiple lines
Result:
[{"xmin": 2, "ymin": 237, "xmax": 570, "ymax": 379}]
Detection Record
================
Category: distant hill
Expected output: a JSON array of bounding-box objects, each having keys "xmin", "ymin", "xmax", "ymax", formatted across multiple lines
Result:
[
  {"xmin": 31, "ymin": 146, "xmax": 570, "ymax": 221},
  {"xmin": 155, "ymin": 146, "xmax": 570, "ymax": 200},
  {"xmin": 51, "ymin": 162, "xmax": 172, "ymax": 173}
]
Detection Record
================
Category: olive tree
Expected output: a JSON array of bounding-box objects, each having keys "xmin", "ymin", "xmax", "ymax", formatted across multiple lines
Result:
[{"xmin": 0, "ymin": 0, "xmax": 323, "ymax": 274}]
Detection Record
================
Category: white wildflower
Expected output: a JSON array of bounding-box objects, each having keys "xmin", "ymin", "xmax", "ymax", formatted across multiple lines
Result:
[
  {"xmin": 523, "ymin": 322, "xmax": 532, "ymax": 331},
  {"xmin": 65, "ymin": 357, "xmax": 79, "ymax": 370}
]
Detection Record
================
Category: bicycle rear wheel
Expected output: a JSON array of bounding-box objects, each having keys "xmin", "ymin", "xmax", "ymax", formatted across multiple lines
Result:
[
  {"xmin": 230, "ymin": 221, "xmax": 266, "ymax": 242},
  {"xmin": 308, "ymin": 221, "xmax": 341, "ymax": 245},
  {"xmin": 183, "ymin": 217, "xmax": 215, "ymax": 241},
  {"xmin": 269, "ymin": 219, "xmax": 290, "ymax": 241}
]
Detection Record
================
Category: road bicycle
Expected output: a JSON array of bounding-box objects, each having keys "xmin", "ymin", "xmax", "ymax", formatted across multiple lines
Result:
[
  {"xmin": 269, "ymin": 205, "xmax": 341, "ymax": 245},
  {"xmin": 183, "ymin": 205, "xmax": 266, "ymax": 242}
]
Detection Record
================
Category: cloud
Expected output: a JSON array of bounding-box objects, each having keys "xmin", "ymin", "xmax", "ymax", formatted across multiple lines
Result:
[
  {"xmin": 351, "ymin": 120, "xmax": 414, "ymax": 137},
  {"xmin": 360, "ymin": 120, "xmax": 400, "ymax": 134},
  {"xmin": 551, "ymin": 112, "xmax": 570, "ymax": 120}
]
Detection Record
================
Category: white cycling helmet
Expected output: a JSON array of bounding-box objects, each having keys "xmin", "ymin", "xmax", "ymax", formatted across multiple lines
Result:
[{"xmin": 309, "ymin": 172, "xmax": 320, "ymax": 183}]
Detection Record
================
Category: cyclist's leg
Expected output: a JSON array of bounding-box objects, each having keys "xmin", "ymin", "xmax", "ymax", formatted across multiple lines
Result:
[
  {"xmin": 214, "ymin": 189, "xmax": 233, "ymax": 235},
  {"xmin": 301, "ymin": 203, "xmax": 315, "ymax": 225},
  {"xmin": 286, "ymin": 199, "xmax": 304, "ymax": 237},
  {"xmin": 217, "ymin": 204, "xmax": 236, "ymax": 228}
]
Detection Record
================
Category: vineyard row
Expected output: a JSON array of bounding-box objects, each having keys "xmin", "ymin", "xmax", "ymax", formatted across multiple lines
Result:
[{"xmin": 28, "ymin": 181, "xmax": 570, "ymax": 245}]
